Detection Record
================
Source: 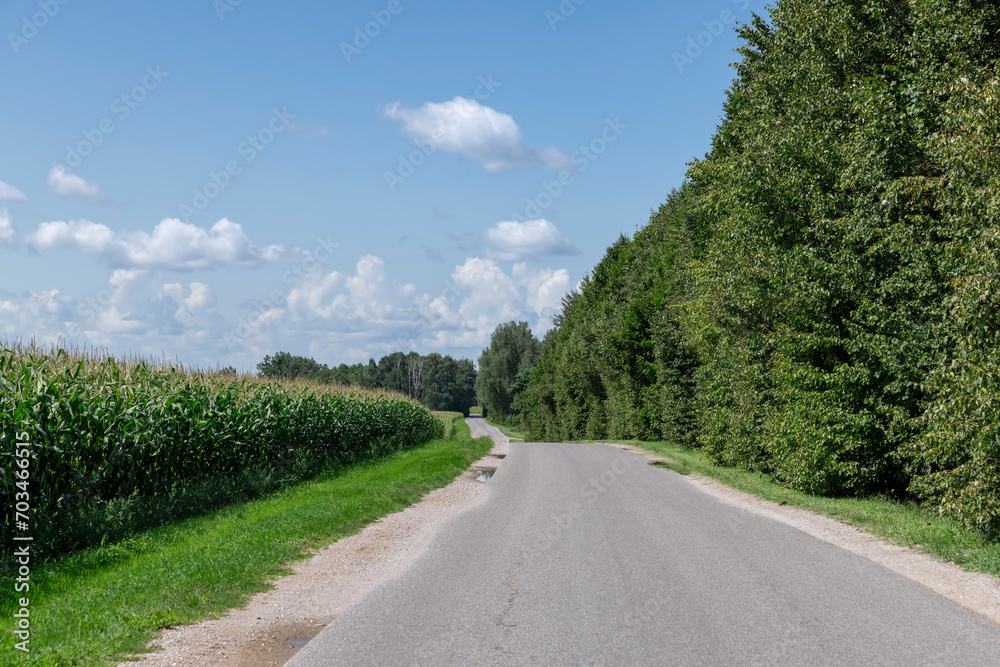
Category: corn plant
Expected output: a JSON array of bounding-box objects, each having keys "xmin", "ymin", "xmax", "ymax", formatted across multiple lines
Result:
[{"xmin": 0, "ymin": 343, "xmax": 444, "ymax": 561}]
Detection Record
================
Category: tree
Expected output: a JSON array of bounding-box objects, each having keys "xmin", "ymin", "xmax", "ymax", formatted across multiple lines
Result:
[
  {"xmin": 515, "ymin": 0, "xmax": 1000, "ymax": 530},
  {"xmin": 420, "ymin": 354, "xmax": 477, "ymax": 416},
  {"xmin": 477, "ymin": 321, "xmax": 540, "ymax": 421},
  {"xmin": 406, "ymin": 352, "xmax": 423, "ymax": 400},
  {"xmin": 257, "ymin": 349, "xmax": 478, "ymax": 415},
  {"xmin": 257, "ymin": 351, "xmax": 325, "ymax": 380},
  {"xmin": 455, "ymin": 358, "xmax": 477, "ymax": 416}
]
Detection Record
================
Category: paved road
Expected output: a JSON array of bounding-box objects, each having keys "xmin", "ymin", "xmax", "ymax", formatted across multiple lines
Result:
[
  {"xmin": 465, "ymin": 414, "xmax": 509, "ymax": 441},
  {"xmin": 289, "ymin": 422, "xmax": 1000, "ymax": 666}
]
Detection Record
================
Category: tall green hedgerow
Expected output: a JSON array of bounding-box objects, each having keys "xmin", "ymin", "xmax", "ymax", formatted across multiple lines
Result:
[{"xmin": 517, "ymin": 0, "xmax": 1000, "ymax": 539}]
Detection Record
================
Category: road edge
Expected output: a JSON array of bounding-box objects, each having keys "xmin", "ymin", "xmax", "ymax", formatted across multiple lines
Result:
[{"xmin": 608, "ymin": 442, "xmax": 1000, "ymax": 628}]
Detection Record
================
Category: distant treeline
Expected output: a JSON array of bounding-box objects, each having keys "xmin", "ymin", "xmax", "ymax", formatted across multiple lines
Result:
[
  {"xmin": 257, "ymin": 351, "xmax": 477, "ymax": 416},
  {"xmin": 512, "ymin": 1, "xmax": 1000, "ymax": 539}
]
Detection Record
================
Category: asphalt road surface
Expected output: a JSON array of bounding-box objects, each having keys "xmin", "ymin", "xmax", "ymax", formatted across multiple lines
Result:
[{"xmin": 288, "ymin": 420, "xmax": 1000, "ymax": 666}]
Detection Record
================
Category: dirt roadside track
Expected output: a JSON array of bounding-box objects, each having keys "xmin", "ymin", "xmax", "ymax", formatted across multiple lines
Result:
[{"xmin": 121, "ymin": 422, "xmax": 508, "ymax": 667}]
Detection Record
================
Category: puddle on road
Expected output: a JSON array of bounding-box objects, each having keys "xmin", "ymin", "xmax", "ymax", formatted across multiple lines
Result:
[
  {"xmin": 494, "ymin": 454, "xmax": 506, "ymax": 459},
  {"xmin": 232, "ymin": 618, "xmax": 330, "ymax": 666},
  {"xmin": 475, "ymin": 468, "xmax": 496, "ymax": 483}
]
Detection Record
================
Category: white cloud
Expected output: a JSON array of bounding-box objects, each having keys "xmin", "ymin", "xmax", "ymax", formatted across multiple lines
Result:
[
  {"xmin": 432, "ymin": 258, "xmax": 569, "ymax": 344},
  {"xmin": 484, "ymin": 219, "xmax": 578, "ymax": 261},
  {"xmin": 0, "ymin": 209, "xmax": 15, "ymax": 245},
  {"xmin": 66, "ymin": 270, "xmax": 226, "ymax": 347},
  {"xmin": 0, "ymin": 249, "xmax": 574, "ymax": 373},
  {"xmin": 0, "ymin": 179, "xmax": 28, "ymax": 201},
  {"xmin": 513, "ymin": 263, "xmax": 572, "ymax": 321},
  {"xmin": 0, "ymin": 269, "xmax": 229, "ymax": 365},
  {"xmin": 0, "ymin": 288, "xmax": 76, "ymax": 343},
  {"xmin": 280, "ymin": 254, "xmax": 573, "ymax": 360},
  {"xmin": 27, "ymin": 217, "xmax": 294, "ymax": 270},
  {"xmin": 158, "ymin": 281, "xmax": 216, "ymax": 329},
  {"xmin": 286, "ymin": 254, "xmax": 418, "ymax": 328},
  {"xmin": 383, "ymin": 97, "xmax": 574, "ymax": 172},
  {"xmin": 47, "ymin": 166, "xmax": 109, "ymax": 202},
  {"xmin": 441, "ymin": 258, "xmax": 523, "ymax": 347}
]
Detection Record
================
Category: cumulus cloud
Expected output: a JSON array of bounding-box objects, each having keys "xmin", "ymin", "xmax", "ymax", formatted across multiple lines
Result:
[
  {"xmin": 0, "ymin": 209, "xmax": 15, "ymax": 245},
  {"xmin": 0, "ymin": 267, "xmax": 230, "ymax": 364},
  {"xmin": 0, "ymin": 288, "xmax": 76, "ymax": 342},
  {"xmin": 484, "ymin": 219, "xmax": 578, "ymax": 261},
  {"xmin": 0, "ymin": 179, "xmax": 28, "ymax": 201},
  {"xmin": 383, "ymin": 97, "xmax": 574, "ymax": 172},
  {"xmin": 27, "ymin": 217, "xmax": 293, "ymax": 270},
  {"xmin": 513, "ymin": 263, "xmax": 572, "ymax": 321},
  {"xmin": 59, "ymin": 269, "xmax": 226, "ymax": 346},
  {"xmin": 158, "ymin": 281, "xmax": 217, "ymax": 330},
  {"xmin": 47, "ymin": 166, "xmax": 109, "ymax": 202},
  {"xmin": 280, "ymin": 253, "xmax": 573, "ymax": 360},
  {"xmin": 427, "ymin": 258, "xmax": 570, "ymax": 345},
  {"xmin": 0, "ymin": 247, "xmax": 574, "ymax": 374},
  {"xmin": 286, "ymin": 254, "xmax": 418, "ymax": 328}
]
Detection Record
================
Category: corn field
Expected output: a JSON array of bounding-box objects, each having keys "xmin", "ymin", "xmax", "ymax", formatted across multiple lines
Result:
[{"xmin": 0, "ymin": 343, "xmax": 444, "ymax": 560}]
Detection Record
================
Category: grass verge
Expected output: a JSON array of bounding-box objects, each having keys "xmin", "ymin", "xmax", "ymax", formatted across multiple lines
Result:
[
  {"xmin": 484, "ymin": 416, "xmax": 527, "ymax": 442},
  {"xmin": 0, "ymin": 417, "xmax": 492, "ymax": 666},
  {"xmin": 619, "ymin": 439, "xmax": 1000, "ymax": 579}
]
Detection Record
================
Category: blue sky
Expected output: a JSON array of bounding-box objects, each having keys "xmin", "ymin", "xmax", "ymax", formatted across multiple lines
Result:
[{"xmin": 0, "ymin": 0, "xmax": 763, "ymax": 370}]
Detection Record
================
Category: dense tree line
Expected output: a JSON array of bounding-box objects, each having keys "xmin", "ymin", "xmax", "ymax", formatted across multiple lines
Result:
[
  {"xmin": 515, "ymin": 0, "xmax": 1000, "ymax": 538},
  {"xmin": 257, "ymin": 351, "xmax": 477, "ymax": 416}
]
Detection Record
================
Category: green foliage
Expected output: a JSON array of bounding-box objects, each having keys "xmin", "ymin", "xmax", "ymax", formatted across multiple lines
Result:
[
  {"xmin": 255, "ymin": 350, "xmax": 477, "ymax": 415},
  {"xmin": 421, "ymin": 354, "xmax": 477, "ymax": 416},
  {"xmin": 0, "ymin": 345, "xmax": 444, "ymax": 561},
  {"xmin": 907, "ymin": 69, "xmax": 1000, "ymax": 537},
  {"xmin": 515, "ymin": 0, "xmax": 1000, "ymax": 538},
  {"xmin": 256, "ymin": 351, "xmax": 325, "ymax": 380},
  {"xmin": 477, "ymin": 321, "xmax": 540, "ymax": 421},
  {"xmin": 686, "ymin": 0, "xmax": 1000, "ymax": 501},
  {"xmin": 518, "ymin": 187, "xmax": 703, "ymax": 444}
]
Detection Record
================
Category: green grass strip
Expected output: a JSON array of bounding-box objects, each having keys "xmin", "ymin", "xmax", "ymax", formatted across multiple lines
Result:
[
  {"xmin": 0, "ymin": 418, "xmax": 492, "ymax": 666},
  {"xmin": 484, "ymin": 417, "xmax": 526, "ymax": 442},
  {"xmin": 622, "ymin": 439, "xmax": 1000, "ymax": 579}
]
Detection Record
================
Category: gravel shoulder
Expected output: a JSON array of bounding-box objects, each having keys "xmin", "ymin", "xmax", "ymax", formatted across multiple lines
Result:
[{"xmin": 121, "ymin": 419, "xmax": 508, "ymax": 667}]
